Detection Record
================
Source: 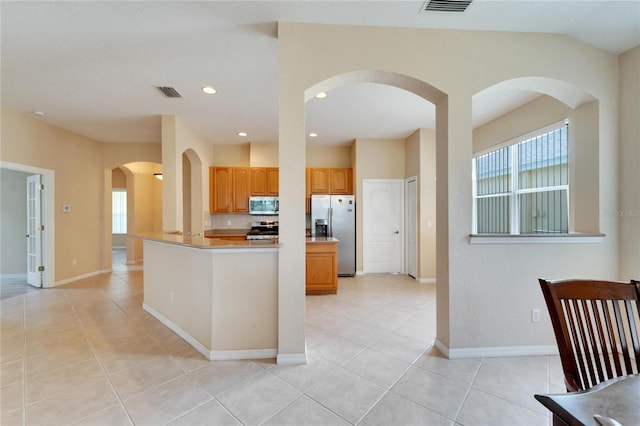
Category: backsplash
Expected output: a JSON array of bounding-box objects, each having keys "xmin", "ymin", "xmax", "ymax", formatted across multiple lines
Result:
[
  {"xmin": 208, "ymin": 214, "xmax": 312, "ymax": 230},
  {"xmin": 209, "ymin": 214, "xmax": 276, "ymax": 230}
]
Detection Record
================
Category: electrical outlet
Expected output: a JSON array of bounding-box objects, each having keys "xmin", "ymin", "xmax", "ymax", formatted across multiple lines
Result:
[
  {"xmin": 531, "ymin": 308, "xmax": 540, "ymax": 322},
  {"xmin": 72, "ymin": 259, "xmax": 78, "ymax": 266}
]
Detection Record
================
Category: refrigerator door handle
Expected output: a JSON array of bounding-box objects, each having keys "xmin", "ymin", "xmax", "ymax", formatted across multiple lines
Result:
[{"xmin": 328, "ymin": 207, "xmax": 333, "ymax": 237}]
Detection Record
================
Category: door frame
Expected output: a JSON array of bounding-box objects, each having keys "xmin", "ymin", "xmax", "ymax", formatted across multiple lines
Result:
[
  {"xmin": 362, "ymin": 179, "xmax": 405, "ymax": 274},
  {"xmin": 405, "ymin": 176, "xmax": 418, "ymax": 279},
  {"xmin": 1, "ymin": 161, "xmax": 55, "ymax": 288}
]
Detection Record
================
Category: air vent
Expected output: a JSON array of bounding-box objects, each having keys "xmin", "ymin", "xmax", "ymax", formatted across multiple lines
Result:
[
  {"xmin": 423, "ymin": 0, "xmax": 473, "ymax": 12},
  {"xmin": 156, "ymin": 86, "xmax": 182, "ymax": 98}
]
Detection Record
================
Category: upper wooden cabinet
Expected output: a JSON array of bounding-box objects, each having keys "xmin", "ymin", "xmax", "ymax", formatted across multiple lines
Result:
[
  {"xmin": 210, "ymin": 167, "xmax": 251, "ymax": 213},
  {"xmin": 309, "ymin": 168, "xmax": 353, "ymax": 194},
  {"xmin": 330, "ymin": 168, "xmax": 353, "ymax": 194},
  {"xmin": 251, "ymin": 168, "xmax": 279, "ymax": 195},
  {"xmin": 309, "ymin": 168, "xmax": 330, "ymax": 194}
]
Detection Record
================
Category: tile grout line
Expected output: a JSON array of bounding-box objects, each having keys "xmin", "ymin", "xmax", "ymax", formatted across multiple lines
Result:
[
  {"xmin": 21, "ymin": 295, "xmax": 27, "ymax": 425},
  {"xmin": 62, "ymin": 289, "xmax": 137, "ymax": 426}
]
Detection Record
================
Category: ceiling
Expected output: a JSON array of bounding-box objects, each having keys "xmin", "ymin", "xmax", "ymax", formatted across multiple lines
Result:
[{"xmin": 1, "ymin": 1, "xmax": 638, "ymax": 147}]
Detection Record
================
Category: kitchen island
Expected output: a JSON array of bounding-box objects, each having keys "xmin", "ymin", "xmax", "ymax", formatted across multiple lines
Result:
[
  {"xmin": 137, "ymin": 232, "xmax": 279, "ymax": 361},
  {"xmin": 306, "ymin": 237, "xmax": 339, "ymax": 295}
]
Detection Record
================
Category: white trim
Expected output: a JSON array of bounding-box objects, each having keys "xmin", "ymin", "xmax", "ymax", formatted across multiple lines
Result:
[
  {"xmin": 435, "ymin": 339, "xmax": 558, "ymax": 359},
  {"xmin": 469, "ymin": 234, "xmax": 605, "ymax": 244},
  {"xmin": 417, "ymin": 277, "xmax": 436, "ymax": 284},
  {"xmin": 144, "ymin": 302, "xmax": 278, "ymax": 362},
  {"xmin": 277, "ymin": 352, "xmax": 308, "ymax": 365},
  {"xmin": 53, "ymin": 270, "xmax": 108, "ymax": 287},
  {"xmin": 1, "ymin": 161, "xmax": 55, "ymax": 288},
  {"xmin": 212, "ymin": 348, "xmax": 278, "ymax": 361},
  {"xmin": 356, "ymin": 270, "xmax": 366, "ymax": 276}
]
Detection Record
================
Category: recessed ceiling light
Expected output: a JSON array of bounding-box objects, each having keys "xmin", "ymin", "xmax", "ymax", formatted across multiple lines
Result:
[
  {"xmin": 308, "ymin": 132, "xmax": 318, "ymax": 138},
  {"xmin": 315, "ymin": 92, "xmax": 327, "ymax": 99},
  {"xmin": 31, "ymin": 110, "xmax": 45, "ymax": 117},
  {"xmin": 201, "ymin": 86, "xmax": 217, "ymax": 95},
  {"xmin": 238, "ymin": 132, "xmax": 248, "ymax": 137}
]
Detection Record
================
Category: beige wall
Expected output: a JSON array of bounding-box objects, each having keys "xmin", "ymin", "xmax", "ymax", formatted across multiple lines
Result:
[
  {"xmin": 1, "ymin": 108, "xmax": 162, "ymax": 284},
  {"xmin": 250, "ymin": 142, "xmax": 279, "ymax": 167},
  {"xmin": 306, "ymin": 145, "xmax": 352, "ymax": 168},
  {"xmin": 618, "ymin": 46, "xmax": 640, "ymax": 280},
  {"xmin": 278, "ymin": 23, "xmax": 620, "ymax": 357},
  {"xmin": 211, "ymin": 144, "xmax": 250, "ymax": 166}
]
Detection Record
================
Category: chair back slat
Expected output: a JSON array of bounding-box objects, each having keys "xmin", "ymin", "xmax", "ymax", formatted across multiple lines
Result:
[{"xmin": 539, "ymin": 278, "xmax": 640, "ymax": 392}]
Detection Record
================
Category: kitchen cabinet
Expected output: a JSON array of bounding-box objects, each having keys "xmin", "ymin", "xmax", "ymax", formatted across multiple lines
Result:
[
  {"xmin": 305, "ymin": 168, "xmax": 311, "ymax": 214},
  {"xmin": 330, "ymin": 168, "xmax": 353, "ymax": 194},
  {"xmin": 306, "ymin": 240, "xmax": 338, "ymax": 295},
  {"xmin": 209, "ymin": 167, "xmax": 251, "ymax": 213},
  {"xmin": 309, "ymin": 167, "xmax": 353, "ymax": 194},
  {"xmin": 251, "ymin": 168, "xmax": 279, "ymax": 195},
  {"xmin": 309, "ymin": 168, "xmax": 330, "ymax": 194}
]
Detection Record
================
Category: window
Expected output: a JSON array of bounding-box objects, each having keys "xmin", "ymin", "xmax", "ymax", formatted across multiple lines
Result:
[
  {"xmin": 473, "ymin": 120, "xmax": 569, "ymax": 234},
  {"xmin": 112, "ymin": 190, "xmax": 127, "ymax": 234}
]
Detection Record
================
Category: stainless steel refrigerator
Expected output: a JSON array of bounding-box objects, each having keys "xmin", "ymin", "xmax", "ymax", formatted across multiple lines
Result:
[{"xmin": 311, "ymin": 194, "xmax": 356, "ymax": 276}]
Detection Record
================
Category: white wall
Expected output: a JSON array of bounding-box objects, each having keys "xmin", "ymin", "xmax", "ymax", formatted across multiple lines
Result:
[{"xmin": 0, "ymin": 169, "xmax": 30, "ymax": 276}]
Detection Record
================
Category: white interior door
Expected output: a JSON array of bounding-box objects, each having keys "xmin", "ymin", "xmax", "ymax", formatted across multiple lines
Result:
[
  {"xmin": 26, "ymin": 174, "xmax": 43, "ymax": 287},
  {"xmin": 363, "ymin": 179, "xmax": 404, "ymax": 274},
  {"xmin": 406, "ymin": 178, "xmax": 418, "ymax": 278}
]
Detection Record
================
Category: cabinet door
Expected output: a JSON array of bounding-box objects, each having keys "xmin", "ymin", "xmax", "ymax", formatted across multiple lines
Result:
[
  {"xmin": 306, "ymin": 253, "xmax": 337, "ymax": 293},
  {"xmin": 305, "ymin": 168, "xmax": 311, "ymax": 214},
  {"xmin": 211, "ymin": 168, "xmax": 232, "ymax": 212},
  {"xmin": 232, "ymin": 168, "xmax": 251, "ymax": 212},
  {"xmin": 330, "ymin": 168, "xmax": 352, "ymax": 194},
  {"xmin": 266, "ymin": 168, "xmax": 279, "ymax": 195},
  {"xmin": 251, "ymin": 168, "xmax": 268, "ymax": 195},
  {"xmin": 310, "ymin": 168, "xmax": 331, "ymax": 194}
]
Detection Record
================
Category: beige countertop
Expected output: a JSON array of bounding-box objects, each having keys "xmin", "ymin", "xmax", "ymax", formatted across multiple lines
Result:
[
  {"xmin": 135, "ymin": 232, "xmax": 279, "ymax": 249},
  {"xmin": 306, "ymin": 237, "xmax": 339, "ymax": 244}
]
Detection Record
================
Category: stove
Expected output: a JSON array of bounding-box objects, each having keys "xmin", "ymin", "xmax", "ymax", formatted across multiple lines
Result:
[{"xmin": 246, "ymin": 221, "xmax": 279, "ymax": 240}]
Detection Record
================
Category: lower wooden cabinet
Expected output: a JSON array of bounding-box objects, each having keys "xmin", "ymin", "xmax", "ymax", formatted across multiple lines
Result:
[{"xmin": 306, "ymin": 241, "xmax": 338, "ymax": 295}]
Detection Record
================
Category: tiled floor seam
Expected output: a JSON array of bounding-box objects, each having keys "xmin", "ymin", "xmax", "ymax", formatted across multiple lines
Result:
[
  {"xmin": 450, "ymin": 356, "xmax": 484, "ymax": 424},
  {"xmin": 62, "ymin": 289, "xmax": 136, "ymax": 425},
  {"xmin": 20, "ymin": 296, "xmax": 28, "ymax": 425}
]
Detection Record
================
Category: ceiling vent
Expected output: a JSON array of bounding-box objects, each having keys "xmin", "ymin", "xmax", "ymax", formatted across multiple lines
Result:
[
  {"xmin": 156, "ymin": 86, "xmax": 182, "ymax": 98},
  {"xmin": 423, "ymin": 0, "xmax": 473, "ymax": 13}
]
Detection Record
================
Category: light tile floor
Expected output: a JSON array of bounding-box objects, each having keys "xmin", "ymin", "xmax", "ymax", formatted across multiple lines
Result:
[{"xmin": 1, "ymin": 250, "xmax": 564, "ymax": 425}]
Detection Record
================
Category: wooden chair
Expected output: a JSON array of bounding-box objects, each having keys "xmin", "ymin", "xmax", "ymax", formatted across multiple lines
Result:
[{"xmin": 539, "ymin": 278, "xmax": 640, "ymax": 392}]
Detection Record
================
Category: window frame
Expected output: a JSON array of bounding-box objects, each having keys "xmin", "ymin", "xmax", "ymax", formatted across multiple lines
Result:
[
  {"xmin": 472, "ymin": 119, "xmax": 570, "ymax": 236},
  {"xmin": 112, "ymin": 189, "xmax": 127, "ymax": 235}
]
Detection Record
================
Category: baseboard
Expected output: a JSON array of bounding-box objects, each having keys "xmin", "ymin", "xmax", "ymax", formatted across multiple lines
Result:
[
  {"xmin": 126, "ymin": 259, "xmax": 143, "ymax": 265},
  {"xmin": 356, "ymin": 270, "xmax": 365, "ymax": 276},
  {"xmin": 0, "ymin": 273, "xmax": 28, "ymax": 282},
  {"xmin": 143, "ymin": 303, "xmax": 278, "ymax": 362},
  {"xmin": 435, "ymin": 338, "xmax": 558, "ymax": 359},
  {"xmin": 53, "ymin": 269, "xmax": 109, "ymax": 287},
  {"xmin": 276, "ymin": 352, "xmax": 308, "ymax": 365},
  {"xmin": 417, "ymin": 277, "xmax": 436, "ymax": 284}
]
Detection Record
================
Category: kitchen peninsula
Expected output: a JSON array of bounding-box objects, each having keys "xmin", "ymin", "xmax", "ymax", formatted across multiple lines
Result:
[{"xmin": 137, "ymin": 232, "xmax": 279, "ymax": 361}]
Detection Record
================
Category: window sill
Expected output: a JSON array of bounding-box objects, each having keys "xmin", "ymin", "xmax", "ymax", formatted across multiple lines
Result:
[{"xmin": 468, "ymin": 233, "xmax": 605, "ymax": 244}]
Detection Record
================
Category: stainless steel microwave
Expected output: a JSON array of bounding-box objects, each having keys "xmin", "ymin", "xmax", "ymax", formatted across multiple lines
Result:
[{"xmin": 248, "ymin": 196, "xmax": 279, "ymax": 215}]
